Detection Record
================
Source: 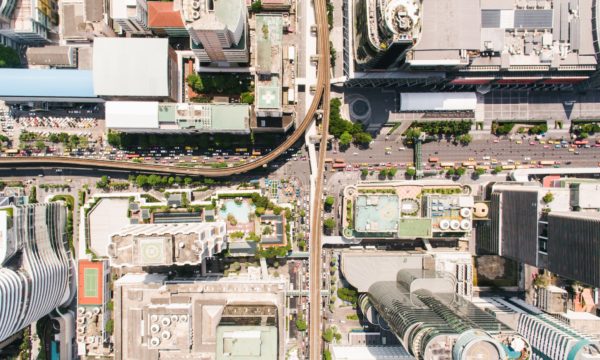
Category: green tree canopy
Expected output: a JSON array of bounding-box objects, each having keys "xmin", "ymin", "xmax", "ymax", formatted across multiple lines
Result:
[{"xmin": 0, "ymin": 45, "xmax": 20, "ymax": 68}]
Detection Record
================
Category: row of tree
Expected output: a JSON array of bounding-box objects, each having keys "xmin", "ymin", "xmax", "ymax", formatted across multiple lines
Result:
[{"xmin": 329, "ymin": 98, "xmax": 372, "ymax": 147}]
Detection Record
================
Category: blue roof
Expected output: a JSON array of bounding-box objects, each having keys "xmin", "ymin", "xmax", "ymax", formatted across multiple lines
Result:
[{"xmin": 0, "ymin": 69, "xmax": 96, "ymax": 98}]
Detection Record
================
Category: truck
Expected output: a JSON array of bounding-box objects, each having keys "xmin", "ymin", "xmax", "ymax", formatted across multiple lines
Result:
[{"xmin": 428, "ymin": 156, "xmax": 439, "ymax": 163}]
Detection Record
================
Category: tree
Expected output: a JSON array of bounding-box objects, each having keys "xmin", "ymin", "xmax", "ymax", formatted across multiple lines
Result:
[
  {"xmin": 388, "ymin": 167, "xmax": 398, "ymax": 178},
  {"xmin": 184, "ymin": 177, "xmax": 193, "ymax": 186},
  {"xmin": 446, "ymin": 168, "xmax": 456, "ymax": 176},
  {"xmin": 323, "ymin": 350, "xmax": 332, "ymax": 360},
  {"xmin": 29, "ymin": 186, "xmax": 37, "ymax": 204},
  {"xmin": 48, "ymin": 133, "xmax": 60, "ymax": 143},
  {"xmin": 262, "ymin": 225, "xmax": 273, "ymax": 235},
  {"xmin": 240, "ymin": 91, "xmax": 254, "ymax": 104},
  {"xmin": 298, "ymin": 240, "xmax": 307, "ymax": 251},
  {"xmin": 474, "ymin": 167, "xmax": 486, "ymax": 178},
  {"xmin": 35, "ymin": 140, "xmax": 46, "ymax": 152},
  {"xmin": 455, "ymin": 167, "xmax": 466, "ymax": 176},
  {"xmin": 379, "ymin": 169, "xmax": 388, "ymax": 178},
  {"xmin": 404, "ymin": 128, "xmax": 422, "ymax": 139},
  {"xmin": 361, "ymin": 168, "xmax": 368, "ymax": 177},
  {"xmin": 580, "ymin": 132, "xmax": 589, "ymax": 139},
  {"xmin": 322, "ymin": 328, "xmax": 335, "ymax": 342},
  {"xmin": 325, "ymin": 196, "xmax": 335, "ymax": 209},
  {"xmin": 96, "ymin": 176, "xmax": 109, "ymax": 189},
  {"xmin": 0, "ymin": 45, "xmax": 20, "ymax": 68},
  {"xmin": 405, "ymin": 168, "xmax": 416, "ymax": 177},
  {"xmin": 458, "ymin": 134, "xmax": 473, "ymax": 145},
  {"xmin": 136, "ymin": 175, "xmax": 148, "ymax": 187},
  {"xmin": 339, "ymin": 131, "xmax": 353, "ymax": 147},
  {"xmin": 353, "ymin": 131, "xmax": 372, "ymax": 145},
  {"xmin": 543, "ymin": 192, "xmax": 554, "ymax": 203},
  {"xmin": 105, "ymin": 319, "xmax": 114, "ymax": 335},
  {"xmin": 251, "ymin": 0, "xmax": 262, "ymax": 12},
  {"xmin": 295, "ymin": 317, "xmax": 307, "ymax": 331},
  {"xmin": 323, "ymin": 218, "xmax": 336, "ymax": 232},
  {"xmin": 492, "ymin": 165, "xmax": 503, "ymax": 174},
  {"xmin": 186, "ymin": 73, "xmax": 204, "ymax": 93}
]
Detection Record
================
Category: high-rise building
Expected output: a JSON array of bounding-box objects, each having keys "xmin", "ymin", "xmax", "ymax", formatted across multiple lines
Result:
[
  {"xmin": 0, "ymin": 0, "xmax": 59, "ymax": 44},
  {"xmin": 346, "ymin": 0, "xmax": 600, "ymax": 90},
  {"xmin": 479, "ymin": 181, "xmax": 600, "ymax": 287},
  {"xmin": 360, "ymin": 269, "xmax": 530, "ymax": 359},
  {"xmin": 107, "ymin": 222, "xmax": 227, "ymax": 267},
  {"xmin": 110, "ymin": 0, "xmax": 151, "ymax": 35},
  {"xmin": 0, "ymin": 203, "xmax": 73, "ymax": 343},
  {"xmin": 473, "ymin": 297, "xmax": 600, "ymax": 360},
  {"xmin": 184, "ymin": 0, "xmax": 248, "ymax": 65},
  {"xmin": 113, "ymin": 273, "xmax": 286, "ymax": 359}
]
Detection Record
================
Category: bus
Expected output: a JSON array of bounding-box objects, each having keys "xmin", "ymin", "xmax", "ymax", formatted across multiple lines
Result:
[
  {"xmin": 4, "ymin": 149, "xmax": 18, "ymax": 156},
  {"xmin": 334, "ymin": 158, "xmax": 345, "ymax": 163},
  {"xmin": 428, "ymin": 156, "xmax": 439, "ymax": 163},
  {"xmin": 332, "ymin": 162, "xmax": 346, "ymax": 169},
  {"xmin": 502, "ymin": 164, "xmax": 516, "ymax": 170},
  {"xmin": 440, "ymin": 161, "xmax": 455, "ymax": 168},
  {"xmin": 574, "ymin": 140, "xmax": 588, "ymax": 146},
  {"xmin": 126, "ymin": 153, "xmax": 140, "ymax": 159},
  {"xmin": 235, "ymin": 148, "xmax": 248, "ymax": 153},
  {"xmin": 325, "ymin": 158, "xmax": 334, "ymax": 164},
  {"xmin": 462, "ymin": 161, "xmax": 477, "ymax": 167},
  {"xmin": 539, "ymin": 160, "xmax": 556, "ymax": 166},
  {"xmin": 252, "ymin": 150, "xmax": 261, "ymax": 156}
]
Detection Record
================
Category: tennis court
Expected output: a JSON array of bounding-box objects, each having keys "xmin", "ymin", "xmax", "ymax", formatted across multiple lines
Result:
[{"xmin": 84, "ymin": 268, "xmax": 99, "ymax": 298}]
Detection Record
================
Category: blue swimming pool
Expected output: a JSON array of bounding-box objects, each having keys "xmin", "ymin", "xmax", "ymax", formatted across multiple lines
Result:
[{"xmin": 219, "ymin": 199, "xmax": 255, "ymax": 223}]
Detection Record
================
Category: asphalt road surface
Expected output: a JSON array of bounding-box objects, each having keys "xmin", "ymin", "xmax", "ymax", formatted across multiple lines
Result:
[{"xmin": 328, "ymin": 138, "xmax": 600, "ymax": 167}]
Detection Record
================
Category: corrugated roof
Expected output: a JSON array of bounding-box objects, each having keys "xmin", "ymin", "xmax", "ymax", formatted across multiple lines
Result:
[
  {"xmin": 211, "ymin": 104, "xmax": 250, "ymax": 131},
  {"xmin": 26, "ymin": 46, "xmax": 74, "ymax": 66},
  {"xmin": 0, "ymin": 69, "xmax": 95, "ymax": 98},
  {"xmin": 148, "ymin": 1, "xmax": 184, "ymax": 28}
]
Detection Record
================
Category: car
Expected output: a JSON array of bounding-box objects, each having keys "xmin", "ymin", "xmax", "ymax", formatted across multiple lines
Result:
[
  {"xmin": 543, "ymin": 145, "xmax": 550, "ymax": 149},
  {"xmin": 539, "ymin": 140, "xmax": 546, "ymax": 144},
  {"xmin": 569, "ymin": 148, "xmax": 575, "ymax": 152},
  {"xmin": 516, "ymin": 140, "xmax": 522, "ymax": 144},
  {"xmin": 493, "ymin": 139, "xmax": 499, "ymax": 143},
  {"xmin": 524, "ymin": 157, "xmax": 531, "ymax": 161}
]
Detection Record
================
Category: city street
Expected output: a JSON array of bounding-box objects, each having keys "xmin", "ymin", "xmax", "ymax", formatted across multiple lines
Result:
[{"xmin": 327, "ymin": 135, "xmax": 600, "ymax": 168}]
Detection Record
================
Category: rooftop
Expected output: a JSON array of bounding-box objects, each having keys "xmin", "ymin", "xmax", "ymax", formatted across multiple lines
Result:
[
  {"xmin": 108, "ymin": 222, "xmax": 226, "ymax": 266},
  {"xmin": 354, "ymin": 194, "xmax": 400, "ymax": 233},
  {"xmin": 330, "ymin": 345, "xmax": 414, "ymax": 360},
  {"xmin": 77, "ymin": 260, "xmax": 105, "ymax": 306},
  {"xmin": 105, "ymin": 101, "xmax": 160, "ymax": 129},
  {"xmin": 26, "ymin": 46, "xmax": 75, "ymax": 67},
  {"xmin": 92, "ymin": 38, "xmax": 171, "ymax": 97},
  {"xmin": 405, "ymin": 0, "xmax": 597, "ymax": 69},
  {"xmin": 0, "ymin": 69, "xmax": 95, "ymax": 99},
  {"xmin": 148, "ymin": 1, "xmax": 184, "ymax": 28}
]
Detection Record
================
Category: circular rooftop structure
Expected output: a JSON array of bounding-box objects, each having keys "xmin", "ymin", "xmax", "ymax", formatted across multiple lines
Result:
[
  {"xmin": 400, "ymin": 198, "xmax": 420, "ymax": 215},
  {"xmin": 473, "ymin": 203, "xmax": 489, "ymax": 218},
  {"xmin": 384, "ymin": 0, "xmax": 421, "ymax": 37}
]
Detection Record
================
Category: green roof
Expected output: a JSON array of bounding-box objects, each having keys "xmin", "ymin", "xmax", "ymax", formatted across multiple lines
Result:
[
  {"xmin": 211, "ymin": 104, "xmax": 249, "ymax": 131},
  {"xmin": 398, "ymin": 218, "xmax": 432, "ymax": 238},
  {"xmin": 158, "ymin": 103, "xmax": 176, "ymax": 123},
  {"xmin": 216, "ymin": 325, "xmax": 277, "ymax": 360}
]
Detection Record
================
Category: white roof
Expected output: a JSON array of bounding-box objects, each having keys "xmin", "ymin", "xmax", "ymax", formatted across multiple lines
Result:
[
  {"xmin": 110, "ymin": 0, "xmax": 136, "ymax": 19},
  {"xmin": 400, "ymin": 92, "xmax": 477, "ymax": 111},
  {"xmin": 105, "ymin": 101, "xmax": 159, "ymax": 129},
  {"xmin": 93, "ymin": 38, "xmax": 170, "ymax": 97},
  {"xmin": 331, "ymin": 346, "xmax": 412, "ymax": 360}
]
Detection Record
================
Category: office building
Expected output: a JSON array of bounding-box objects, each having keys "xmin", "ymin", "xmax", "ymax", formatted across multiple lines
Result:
[
  {"xmin": 0, "ymin": 203, "xmax": 73, "ymax": 343},
  {"xmin": 480, "ymin": 182, "xmax": 600, "ymax": 287},
  {"xmin": 104, "ymin": 101, "xmax": 251, "ymax": 133},
  {"xmin": 0, "ymin": 0, "xmax": 58, "ymax": 44},
  {"xmin": 184, "ymin": 0, "xmax": 248, "ymax": 65},
  {"xmin": 342, "ymin": 182, "xmax": 474, "ymax": 240},
  {"xmin": 92, "ymin": 38, "xmax": 178, "ymax": 100},
  {"xmin": 347, "ymin": 0, "xmax": 600, "ymax": 90},
  {"xmin": 361, "ymin": 269, "xmax": 530, "ymax": 359},
  {"xmin": 110, "ymin": 0, "xmax": 151, "ymax": 34},
  {"xmin": 474, "ymin": 297, "xmax": 600, "ymax": 360},
  {"xmin": 113, "ymin": 273, "xmax": 286, "ymax": 359},
  {"xmin": 107, "ymin": 222, "xmax": 227, "ymax": 267},
  {"xmin": 547, "ymin": 211, "xmax": 600, "ymax": 287}
]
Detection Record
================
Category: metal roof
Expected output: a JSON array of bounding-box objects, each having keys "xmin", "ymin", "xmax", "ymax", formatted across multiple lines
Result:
[
  {"xmin": 92, "ymin": 38, "xmax": 170, "ymax": 97},
  {"xmin": 0, "ymin": 69, "xmax": 95, "ymax": 98}
]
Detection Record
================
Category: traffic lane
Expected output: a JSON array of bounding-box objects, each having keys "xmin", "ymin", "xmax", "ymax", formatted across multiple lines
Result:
[{"xmin": 327, "ymin": 139, "xmax": 600, "ymax": 166}]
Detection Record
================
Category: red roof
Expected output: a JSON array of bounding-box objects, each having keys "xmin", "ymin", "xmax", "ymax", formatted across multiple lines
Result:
[
  {"xmin": 148, "ymin": 2, "xmax": 184, "ymax": 28},
  {"xmin": 78, "ymin": 260, "xmax": 104, "ymax": 306}
]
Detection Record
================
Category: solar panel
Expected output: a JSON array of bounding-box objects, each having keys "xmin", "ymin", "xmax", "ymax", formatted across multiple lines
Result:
[
  {"xmin": 482, "ymin": 10, "xmax": 501, "ymax": 28},
  {"xmin": 514, "ymin": 9, "xmax": 553, "ymax": 29}
]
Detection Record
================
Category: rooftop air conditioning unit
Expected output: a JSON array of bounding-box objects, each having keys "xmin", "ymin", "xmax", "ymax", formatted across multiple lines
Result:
[{"xmin": 150, "ymin": 337, "xmax": 161, "ymax": 347}]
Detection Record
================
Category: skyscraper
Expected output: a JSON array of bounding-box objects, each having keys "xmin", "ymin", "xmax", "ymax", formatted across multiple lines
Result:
[
  {"xmin": 0, "ymin": 203, "xmax": 73, "ymax": 343},
  {"xmin": 361, "ymin": 269, "xmax": 530, "ymax": 359}
]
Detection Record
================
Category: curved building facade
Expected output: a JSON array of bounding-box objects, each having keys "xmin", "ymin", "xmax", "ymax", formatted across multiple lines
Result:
[
  {"xmin": 365, "ymin": 269, "xmax": 530, "ymax": 359},
  {"xmin": 0, "ymin": 203, "xmax": 72, "ymax": 342}
]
